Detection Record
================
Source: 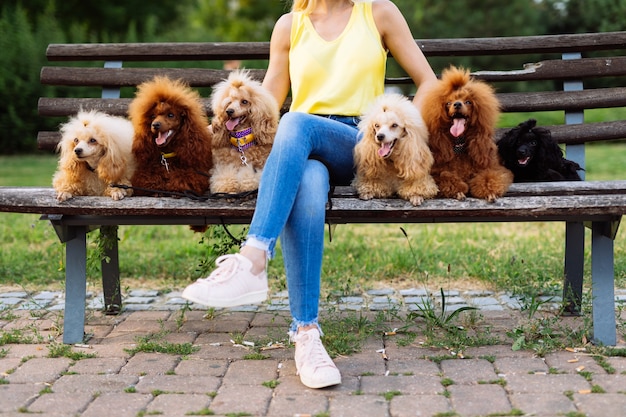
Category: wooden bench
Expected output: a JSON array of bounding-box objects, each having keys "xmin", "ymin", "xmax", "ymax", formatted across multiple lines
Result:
[{"xmin": 2, "ymin": 31, "xmax": 626, "ymax": 345}]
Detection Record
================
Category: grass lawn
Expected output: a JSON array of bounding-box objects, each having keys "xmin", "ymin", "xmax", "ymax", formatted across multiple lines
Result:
[{"xmin": 1, "ymin": 139, "xmax": 626, "ymax": 296}]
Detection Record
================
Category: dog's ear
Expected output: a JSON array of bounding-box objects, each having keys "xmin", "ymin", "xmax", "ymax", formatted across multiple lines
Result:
[{"xmin": 533, "ymin": 126, "xmax": 566, "ymax": 165}]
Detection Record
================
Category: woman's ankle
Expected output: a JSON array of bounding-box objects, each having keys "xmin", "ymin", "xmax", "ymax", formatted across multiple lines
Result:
[{"xmin": 240, "ymin": 246, "xmax": 266, "ymax": 275}]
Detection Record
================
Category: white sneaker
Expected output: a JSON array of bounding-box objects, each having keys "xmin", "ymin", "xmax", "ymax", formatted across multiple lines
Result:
[
  {"xmin": 181, "ymin": 254, "xmax": 268, "ymax": 307},
  {"xmin": 293, "ymin": 328, "xmax": 342, "ymax": 389}
]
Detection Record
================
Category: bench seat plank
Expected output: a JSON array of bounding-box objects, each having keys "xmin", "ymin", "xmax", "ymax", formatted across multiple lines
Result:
[{"xmin": 1, "ymin": 185, "xmax": 625, "ymax": 224}]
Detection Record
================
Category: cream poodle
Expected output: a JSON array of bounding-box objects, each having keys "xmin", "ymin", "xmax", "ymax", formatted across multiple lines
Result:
[
  {"xmin": 353, "ymin": 93, "xmax": 438, "ymax": 206},
  {"xmin": 53, "ymin": 110, "xmax": 136, "ymax": 201},
  {"xmin": 209, "ymin": 69, "xmax": 278, "ymax": 195}
]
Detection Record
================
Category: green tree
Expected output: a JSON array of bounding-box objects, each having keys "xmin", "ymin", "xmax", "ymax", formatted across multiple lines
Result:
[
  {"xmin": 0, "ymin": 4, "xmax": 65, "ymax": 153},
  {"xmin": 544, "ymin": 0, "xmax": 626, "ymax": 33}
]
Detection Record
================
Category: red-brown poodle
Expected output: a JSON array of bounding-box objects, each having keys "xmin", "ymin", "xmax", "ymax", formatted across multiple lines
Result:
[
  {"xmin": 421, "ymin": 66, "xmax": 513, "ymax": 202},
  {"xmin": 128, "ymin": 76, "xmax": 212, "ymax": 197}
]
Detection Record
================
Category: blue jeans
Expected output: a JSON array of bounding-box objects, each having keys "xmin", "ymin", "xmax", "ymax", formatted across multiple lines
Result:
[{"xmin": 246, "ymin": 112, "xmax": 360, "ymax": 334}]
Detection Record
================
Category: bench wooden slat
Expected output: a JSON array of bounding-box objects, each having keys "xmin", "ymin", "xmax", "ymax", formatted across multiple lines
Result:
[
  {"xmin": 1, "ymin": 186, "xmax": 625, "ymax": 223},
  {"xmin": 46, "ymin": 42, "xmax": 273, "ymax": 61},
  {"xmin": 37, "ymin": 89, "xmax": 626, "ymax": 116},
  {"xmin": 40, "ymin": 67, "xmax": 266, "ymax": 87},
  {"xmin": 36, "ymin": 119, "xmax": 626, "ymax": 152},
  {"xmin": 41, "ymin": 57, "xmax": 626, "ymax": 88},
  {"xmin": 45, "ymin": 32, "xmax": 626, "ymax": 62}
]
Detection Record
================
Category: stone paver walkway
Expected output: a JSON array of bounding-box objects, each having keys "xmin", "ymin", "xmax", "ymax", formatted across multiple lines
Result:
[{"xmin": 1, "ymin": 288, "xmax": 625, "ymax": 416}]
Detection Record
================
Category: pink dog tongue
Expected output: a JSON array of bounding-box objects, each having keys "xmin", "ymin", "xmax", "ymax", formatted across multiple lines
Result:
[
  {"xmin": 378, "ymin": 142, "xmax": 392, "ymax": 158},
  {"xmin": 155, "ymin": 131, "xmax": 168, "ymax": 146},
  {"xmin": 226, "ymin": 117, "xmax": 241, "ymax": 131},
  {"xmin": 450, "ymin": 119, "xmax": 466, "ymax": 138}
]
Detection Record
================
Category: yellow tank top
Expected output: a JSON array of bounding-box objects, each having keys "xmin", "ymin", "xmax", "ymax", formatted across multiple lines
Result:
[{"xmin": 289, "ymin": 1, "xmax": 387, "ymax": 116}]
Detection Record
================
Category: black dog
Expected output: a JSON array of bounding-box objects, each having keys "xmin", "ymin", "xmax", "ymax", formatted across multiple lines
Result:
[{"xmin": 497, "ymin": 119, "xmax": 582, "ymax": 182}]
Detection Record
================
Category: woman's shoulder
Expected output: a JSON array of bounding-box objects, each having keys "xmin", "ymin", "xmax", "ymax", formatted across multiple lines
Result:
[
  {"xmin": 273, "ymin": 12, "xmax": 294, "ymax": 36},
  {"xmin": 371, "ymin": 0, "xmax": 402, "ymax": 17}
]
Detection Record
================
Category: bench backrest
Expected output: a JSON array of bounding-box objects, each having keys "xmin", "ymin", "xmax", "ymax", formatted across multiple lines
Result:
[{"xmin": 38, "ymin": 32, "xmax": 626, "ymax": 174}]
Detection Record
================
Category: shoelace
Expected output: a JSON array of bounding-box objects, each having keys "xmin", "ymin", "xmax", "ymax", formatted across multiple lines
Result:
[
  {"xmin": 197, "ymin": 255, "xmax": 239, "ymax": 284},
  {"xmin": 297, "ymin": 332, "xmax": 335, "ymax": 372}
]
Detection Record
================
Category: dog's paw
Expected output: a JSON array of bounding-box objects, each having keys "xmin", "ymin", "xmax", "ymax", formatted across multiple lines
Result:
[
  {"xmin": 56, "ymin": 191, "xmax": 73, "ymax": 202},
  {"xmin": 408, "ymin": 195, "xmax": 425, "ymax": 206},
  {"xmin": 358, "ymin": 192, "xmax": 375, "ymax": 201},
  {"xmin": 454, "ymin": 192, "xmax": 466, "ymax": 201},
  {"xmin": 484, "ymin": 193, "xmax": 498, "ymax": 203},
  {"xmin": 110, "ymin": 189, "xmax": 126, "ymax": 201}
]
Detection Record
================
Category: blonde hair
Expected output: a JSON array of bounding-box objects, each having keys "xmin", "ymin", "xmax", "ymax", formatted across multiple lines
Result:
[{"xmin": 291, "ymin": 0, "xmax": 357, "ymax": 14}]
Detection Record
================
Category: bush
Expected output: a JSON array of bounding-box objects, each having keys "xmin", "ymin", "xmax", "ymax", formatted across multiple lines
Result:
[{"xmin": 0, "ymin": 4, "xmax": 65, "ymax": 153}]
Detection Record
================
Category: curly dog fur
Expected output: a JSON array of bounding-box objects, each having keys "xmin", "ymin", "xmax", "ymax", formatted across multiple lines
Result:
[
  {"xmin": 209, "ymin": 69, "xmax": 278, "ymax": 194},
  {"xmin": 421, "ymin": 66, "xmax": 513, "ymax": 202},
  {"xmin": 128, "ymin": 76, "xmax": 212, "ymax": 196},
  {"xmin": 497, "ymin": 118, "xmax": 582, "ymax": 182},
  {"xmin": 353, "ymin": 93, "xmax": 438, "ymax": 206},
  {"xmin": 53, "ymin": 110, "xmax": 135, "ymax": 202}
]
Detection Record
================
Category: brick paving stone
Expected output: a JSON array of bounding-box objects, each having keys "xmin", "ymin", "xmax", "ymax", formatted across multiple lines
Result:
[
  {"xmin": 209, "ymin": 383, "xmax": 273, "ymax": 415},
  {"xmin": 80, "ymin": 392, "xmax": 152, "ymax": 417},
  {"xmin": 146, "ymin": 393, "xmax": 212, "ymax": 416},
  {"xmin": 359, "ymin": 375, "xmax": 444, "ymax": 395},
  {"xmin": 334, "ymin": 352, "xmax": 387, "ymax": 377},
  {"xmin": 119, "ymin": 352, "xmax": 179, "ymax": 376},
  {"xmin": 69, "ymin": 357, "xmax": 127, "ymax": 374},
  {"xmin": 607, "ymin": 356, "xmax": 626, "ymax": 373},
  {"xmin": 51, "ymin": 374, "xmax": 139, "ymax": 393},
  {"xmin": 1, "ymin": 343, "xmax": 51, "ymax": 359},
  {"xmin": 385, "ymin": 358, "xmax": 441, "ymax": 376},
  {"xmin": 574, "ymin": 392, "xmax": 626, "ymax": 417},
  {"xmin": 544, "ymin": 350, "xmax": 608, "ymax": 374},
  {"xmin": 494, "ymin": 356, "xmax": 549, "ymax": 375},
  {"xmin": 134, "ymin": 374, "xmax": 220, "ymax": 394},
  {"xmin": 509, "ymin": 393, "xmax": 577, "ymax": 415},
  {"xmin": 6, "ymin": 357, "xmax": 71, "ymax": 384},
  {"xmin": 329, "ymin": 393, "xmax": 389, "ymax": 417},
  {"xmin": 0, "ymin": 357, "xmax": 22, "ymax": 374},
  {"xmin": 221, "ymin": 359, "xmax": 279, "ymax": 385},
  {"xmin": 266, "ymin": 394, "xmax": 329, "ymax": 417},
  {"xmin": 505, "ymin": 373, "xmax": 591, "ymax": 393},
  {"xmin": 440, "ymin": 358, "xmax": 498, "ymax": 384},
  {"xmin": 590, "ymin": 374, "xmax": 626, "ymax": 393},
  {"xmin": 447, "ymin": 384, "xmax": 511, "ymax": 417},
  {"xmin": 389, "ymin": 394, "xmax": 452, "ymax": 417},
  {"xmin": 0, "ymin": 383, "xmax": 41, "ymax": 413},
  {"xmin": 174, "ymin": 358, "xmax": 228, "ymax": 376},
  {"xmin": 27, "ymin": 392, "xmax": 95, "ymax": 415}
]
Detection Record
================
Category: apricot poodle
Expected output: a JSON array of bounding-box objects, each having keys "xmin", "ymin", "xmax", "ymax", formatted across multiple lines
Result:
[
  {"xmin": 128, "ymin": 76, "xmax": 212, "ymax": 197},
  {"xmin": 209, "ymin": 69, "xmax": 278, "ymax": 195},
  {"xmin": 353, "ymin": 93, "xmax": 438, "ymax": 206},
  {"xmin": 52, "ymin": 110, "xmax": 135, "ymax": 201},
  {"xmin": 421, "ymin": 66, "xmax": 513, "ymax": 202}
]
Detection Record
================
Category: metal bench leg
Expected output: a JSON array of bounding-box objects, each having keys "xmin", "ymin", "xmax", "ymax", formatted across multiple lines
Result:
[
  {"xmin": 100, "ymin": 226, "xmax": 122, "ymax": 314},
  {"xmin": 63, "ymin": 225, "xmax": 88, "ymax": 344},
  {"xmin": 591, "ymin": 221, "xmax": 617, "ymax": 346},
  {"xmin": 563, "ymin": 221, "xmax": 585, "ymax": 314}
]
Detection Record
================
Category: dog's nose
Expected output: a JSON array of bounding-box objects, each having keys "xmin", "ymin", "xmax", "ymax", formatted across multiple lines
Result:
[
  {"xmin": 226, "ymin": 108, "xmax": 235, "ymax": 116},
  {"xmin": 376, "ymin": 133, "xmax": 385, "ymax": 142},
  {"xmin": 453, "ymin": 101, "xmax": 462, "ymax": 109},
  {"xmin": 152, "ymin": 121, "xmax": 161, "ymax": 130},
  {"xmin": 74, "ymin": 148, "xmax": 83, "ymax": 156}
]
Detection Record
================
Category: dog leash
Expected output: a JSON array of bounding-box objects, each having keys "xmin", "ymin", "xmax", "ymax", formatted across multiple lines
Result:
[{"xmin": 109, "ymin": 184, "xmax": 258, "ymax": 201}]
